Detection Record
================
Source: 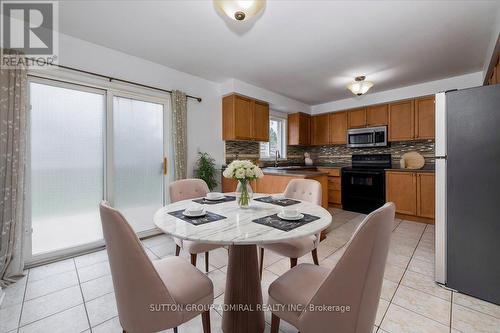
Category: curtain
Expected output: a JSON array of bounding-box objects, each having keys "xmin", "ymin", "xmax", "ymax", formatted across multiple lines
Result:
[
  {"xmin": 0, "ymin": 50, "xmax": 28, "ymax": 287},
  {"xmin": 171, "ymin": 90, "xmax": 187, "ymax": 180}
]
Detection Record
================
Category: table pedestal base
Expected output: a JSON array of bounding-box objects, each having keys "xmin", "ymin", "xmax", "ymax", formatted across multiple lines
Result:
[{"xmin": 222, "ymin": 245, "xmax": 265, "ymax": 333}]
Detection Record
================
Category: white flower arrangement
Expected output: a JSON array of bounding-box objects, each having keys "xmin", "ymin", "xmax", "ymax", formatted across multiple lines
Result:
[{"xmin": 223, "ymin": 160, "xmax": 264, "ymax": 181}]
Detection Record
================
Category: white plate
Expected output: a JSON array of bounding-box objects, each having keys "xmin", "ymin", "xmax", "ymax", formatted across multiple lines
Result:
[
  {"xmin": 277, "ymin": 212, "xmax": 304, "ymax": 221},
  {"xmin": 204, "ymin": 196, "xmax": 225, "ymax": 201},
  {"xmin": 182, "ymin": 210, "xmax": 206, "ymax": 217}
]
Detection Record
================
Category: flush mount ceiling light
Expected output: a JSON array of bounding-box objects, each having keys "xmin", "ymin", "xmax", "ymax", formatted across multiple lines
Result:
[
  {"xmin": 214, "ymin": 0, "xmax": 265, "ymax": 21},
  {"xmin": 347, "ymin": 76, "xmax": 374, "ymax": 96}
]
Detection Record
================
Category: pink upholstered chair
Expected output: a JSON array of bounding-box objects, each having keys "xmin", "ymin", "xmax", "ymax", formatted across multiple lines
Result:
[
  {"xmin": 259, "ymin": 179, "xmax": 322, "ymax": 277},
  {"xmin": 268, "ymin": 203, "xmax": 395, "ymax": 333},
  {"xmin": 99, "ymin": 201, "xmax": 213, "ymax": 333},
  {"xmin": 170, "ymin": 179, "xmax": 223, "ymax": 272}
]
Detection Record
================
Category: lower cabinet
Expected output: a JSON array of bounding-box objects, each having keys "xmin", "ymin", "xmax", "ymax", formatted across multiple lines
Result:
[
  {"xmin": 317, "ymin": 167, "xmax": 342, "ymax": 206},
  {"xmin": 386, "ymin": 171, "xmax": 435, "ymax": 222}
]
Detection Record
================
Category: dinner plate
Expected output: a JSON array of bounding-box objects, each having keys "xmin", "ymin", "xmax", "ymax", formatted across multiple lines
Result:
[
  {"xmin": 182, "ymin": 210, "xmax": 207, "ymax": 217},
  {"xmin": 277, "ymin": 212, "xmax": 304, "ymax": 221},
  {"xmin": 204, "ymin": 196, "xmax": 225, "ymax": 201}
]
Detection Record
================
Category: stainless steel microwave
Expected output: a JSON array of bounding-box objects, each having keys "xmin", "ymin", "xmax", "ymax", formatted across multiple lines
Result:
[{"xmin": 347, "ymin": 126, "xmax": 388, "ymax": 148}]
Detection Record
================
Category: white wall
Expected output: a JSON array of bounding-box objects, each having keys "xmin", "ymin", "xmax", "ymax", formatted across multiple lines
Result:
[
  {"xmin": 57, "ymin": 33, "xmax": 224, "ymax": 176},
  {"xmin": 221, "ymin": 79, "xmax": 310, "ymax": 113},
  {"xmin": 311, "ymin": 72, "xmax": 483, "ymax": 114}
]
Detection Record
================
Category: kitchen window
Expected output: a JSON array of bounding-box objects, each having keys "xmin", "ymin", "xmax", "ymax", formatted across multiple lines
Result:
[{"xmin": 260, "ymin": 116, "xmax": 287, "ymax": 160}]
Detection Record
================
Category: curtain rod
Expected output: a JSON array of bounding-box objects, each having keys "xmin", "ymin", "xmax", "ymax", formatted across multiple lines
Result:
[{"xmin": 27, "ymin": 59, "xmax": 202, "ymax": 102}]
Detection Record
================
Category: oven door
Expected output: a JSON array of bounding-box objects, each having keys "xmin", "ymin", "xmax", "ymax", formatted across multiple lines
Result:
[{"xmin": 341, "ymin": 169, "xmax": 386, "ymax": 214}]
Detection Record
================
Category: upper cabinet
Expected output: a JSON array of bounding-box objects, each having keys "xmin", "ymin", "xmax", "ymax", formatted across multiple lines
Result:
[
  {"xmin": 388, "ymin": 99, "xmax": 415, "ymax": 141},
  {"xmin": 366, "ymin": 104, "xmax": 389, "ymax": 126},
  {"xmin": 347, "ymin": 108, "xmax": 367, "ymax": 128},
  {"xmin": 414, "ymin": 96, "xmax": 435, "ymax": 139},
  {"xmin": 288, "ymin": 112, "xmax": 311, "ymax": 145},
  {"xmin": 388, "ymin": 96, "xmax": 435, "ymax": 142},
  {"xmin": 329, "ymin": 111, "xmax": 348, "ymax": 144},
  {"xmin": 222, "ymin": 94, "xmax": 269, "ymax": 141},
  {"xmin": 311, "ymin": 114, "xmax": 330, "ymax": 145}
]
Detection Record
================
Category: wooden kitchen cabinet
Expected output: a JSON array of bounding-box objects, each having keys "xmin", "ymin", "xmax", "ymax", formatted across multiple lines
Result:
[
  {"xmin": 311, "ymin": 114, "xmax": 330, "ymax": 145},
  {"xmin": 253, "ymin": 101, "xmax": 270, "ymax": 141},
  {"xmin": 388, "ymin": 99, "xmax": 415, "ymax": 141},
  {"xmin": 222, "ymin": 93, "xmax": 269, "ymax": 141},
  {"xmin": 329, "ymin": 111, "xmax": 348, "ymax": 144},
  {"xmin": 317, "ymin": 167, "xmax": 342, "ymax": 206},
  {"xmin": 386, "ymin": 171, "xmax": 435, "ymax": 223},
  {"xmin": 417, "ymin": 173, "xmax": 435, "ymax": 219},
  {"xmin": 366, "ymin": 104, "xmax": 389, "ymax": 126},
  {"xmin": 415, "ymin": 96, "xmax": 435, "ymax": 139},
  {"xmin": 386, "ymin": 171, "xmax": 417, "ymax": 216},
  {"xmin": 348, "ymin": 108, "xmax": 367, "ymax": 128},
  {"xmin": 288, "ymin": 112, "xmax": 311, "ymax": 145}
]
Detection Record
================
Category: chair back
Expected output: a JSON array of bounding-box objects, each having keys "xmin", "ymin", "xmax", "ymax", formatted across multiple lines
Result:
[
  {"xmin": 169, "ymin": 179, "xmax": 210, "ymax": 203},
  {"xmin": 299, "ymin": 203, "xmax": 395, "ymax": 333},
  {"xmin": 284, "ymin": 179, "xmax": 322, "ymax": 206},
  {"xmin": 99, "ymin": 202, "xmax": 181, "ymax": 332}
]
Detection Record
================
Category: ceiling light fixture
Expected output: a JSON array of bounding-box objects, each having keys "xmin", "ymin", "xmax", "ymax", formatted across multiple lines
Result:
[
  {"xmin": 347, "ymin": 76, "xmax": 374, "ymax": 96},
  {"xmin": 214, "ymin": 0, "xmax": 265, "ymax": 21}
]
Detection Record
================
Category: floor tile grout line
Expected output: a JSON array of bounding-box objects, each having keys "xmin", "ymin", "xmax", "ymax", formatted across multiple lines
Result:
[
  {"xmin": 451, "ymin": 296, "xmax": 500, "ymax": 321},
  {"xmin": 73, "ymin": 258, "xmax": 93, "ymax": 333},
  {"xmin": 378, "ymin": 221, "xmax": 427, "ymax": 331},
  {"xmin": 17, "ymin": 302, "xmax": 85, "ymax": 330},
  {"xmin": 15, "ymin": 269, "xmax": 30, "ymax": 333},
  {"xmin": 449, "ymin": 292, "xmax": 454, "ymax": 333}
]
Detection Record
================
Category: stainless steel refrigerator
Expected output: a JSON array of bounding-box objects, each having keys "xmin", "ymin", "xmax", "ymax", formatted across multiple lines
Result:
[{"xmin": 435, "ymin": 84, "xmax": 500, "ymax": 305}]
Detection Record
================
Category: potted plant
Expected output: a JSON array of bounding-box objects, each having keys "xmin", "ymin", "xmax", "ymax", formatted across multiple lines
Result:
[
  {"xmin": 223, "ymin": 160, "xmax": 264, "ymax": 208},
  {"xmin": 195, "ymin": 152, "xmax": 218, "ymax": 191}
]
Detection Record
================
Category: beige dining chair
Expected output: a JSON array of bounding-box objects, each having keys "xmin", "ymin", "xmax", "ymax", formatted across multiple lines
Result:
[
  {"xmin": 259, "ymin": 179, "xmax": 322, "ymax": 277},
  {"xmin": 268, "ymin": 202, "xmax": 395, "ymax": 333},
  {"xmin": 170, "ymin": 179, "xmax": 223, "ymax": 272},
  {"xmin": 99, "ymin": 201, "xmax": 214, "ymax": 333}
]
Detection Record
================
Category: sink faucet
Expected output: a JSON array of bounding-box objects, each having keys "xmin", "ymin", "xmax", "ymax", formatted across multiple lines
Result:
[{"xmin": 274, "ymin": 150, "xmax": 281, "ymax": 167}]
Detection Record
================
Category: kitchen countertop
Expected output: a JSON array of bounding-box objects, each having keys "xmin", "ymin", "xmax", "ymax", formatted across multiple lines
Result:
[{"xmin": 261, "ymin": 168, "xmax": 329, "ymax": 177}]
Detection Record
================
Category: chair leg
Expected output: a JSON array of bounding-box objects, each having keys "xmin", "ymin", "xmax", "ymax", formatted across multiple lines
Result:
[
  {"xmin": 312, "ymin": 248, "xmax": 319, "ymax": 265},
  {"xmin": 259, "ymin": 247, "xmax": 264, "ymax": 279},
  {"xmin": 173, "ymin": 327, "xmax": 178, "ymax": 333},
  {"xmin": 205, "ymin": 251, "xmax": 210, "ymax": 273},
  {"xmin": 201, "ymin": 310, "xmax": 211, "ymax": 333},
  {"xmin": 191, "ymin": 253, "xmax": 197, "ymax": 266},
  {"xmin": 175, "ymin": 244, "xmax": 181, "ymax": 256},
  {"xmin": 290, "ymin": 258, "xmax": 297, "ymax": 268},
  {"xmin": 271, "ymin": 313, "xmax": 280, "ymax": 333}
]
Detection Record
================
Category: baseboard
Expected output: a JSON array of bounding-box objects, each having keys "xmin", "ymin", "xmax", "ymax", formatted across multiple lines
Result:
[{"xmin": 395, "ymin": 213, "xmax": 435, "ymax": 224}]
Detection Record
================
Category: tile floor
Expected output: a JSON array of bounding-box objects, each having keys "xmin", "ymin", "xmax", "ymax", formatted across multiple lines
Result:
[{"xmin": 1, "ymin": 208, "xmax": 500, "ymax": 333}]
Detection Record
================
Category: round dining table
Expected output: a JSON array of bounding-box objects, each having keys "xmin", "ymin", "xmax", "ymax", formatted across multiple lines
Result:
[{"xmin": 153, "ymin": 194, "xmax": 332, "ymax": 333}]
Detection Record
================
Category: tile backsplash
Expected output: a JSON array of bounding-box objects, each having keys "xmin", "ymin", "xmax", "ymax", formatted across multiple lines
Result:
[{"xmin": 225, "ymin": 140, "xmax": 435, "ymax": 166}]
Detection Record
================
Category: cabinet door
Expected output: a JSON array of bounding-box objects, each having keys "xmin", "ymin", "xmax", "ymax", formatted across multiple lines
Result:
[
  {"xmin": 348, "ymin": 108, "xmax": 367, "ymax": 128},
  {"xmin": 329, "ymin": 111, "xmax": 348, "ymax": 144},
  {"xmin": 234, "ymin": 95, "xmax": 253, "ymax": 140},
  {"xmin": 386, "ymin": 171, "xmax": 417, "ymax": 215},
  {"xmin": 389, "ymin": 100, "xmax": 415, "ymax": 141},
  {"xmin": 253, "ymin": 101, "xmax": 269, "ymax": 141},
  {"xmin": 366, "ymin": 104, "xmax": 388, "ymax": 126},
  {"xmin": 415, "ymin": 96, "xmax": 435, "ymax": 139},
  {"xmin": 288, "ymin": 112, "xmax": 310, "ymax": 145},
  {"xmin": 311, "ymin": 114, "xmax": 330, "ymax": 145},
  {"xmin": 417, "ymin": 173, "xmax": 435, "ymax": 219}
]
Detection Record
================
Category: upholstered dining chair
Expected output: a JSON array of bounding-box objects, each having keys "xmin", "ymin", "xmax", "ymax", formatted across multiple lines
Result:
[
  {"xmin": 259, "ymin": 179, "xmax": 322, "ymax": 277},
  {"xmin": 169, "ymin": 179, "xmax": 223, "ymax": 272},
  {"xmin": 268, "ymin": 202, "xmax": 395, "ymax": 333},
  {"xmin": 99, "ymin": 201, "xmax": 214, "ymax": 333}
]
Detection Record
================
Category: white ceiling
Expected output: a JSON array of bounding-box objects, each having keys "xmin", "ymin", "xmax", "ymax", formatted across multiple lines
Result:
[{"xmin": 58, "ymin": 0, "xmax": 500, "ymax": 105}]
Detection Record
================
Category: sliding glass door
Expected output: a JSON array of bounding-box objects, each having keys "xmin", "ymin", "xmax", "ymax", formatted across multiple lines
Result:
[
  {"xmin": 28, "ymin": 78, "xmax": 170, "ymax": 260},
  {"xmin": 112, "ymin": 96, "xmax": 166, "ymax": 232},
  {"xmin": 30, "ymin": 82, "xmax": 105, "ymax": 255}
]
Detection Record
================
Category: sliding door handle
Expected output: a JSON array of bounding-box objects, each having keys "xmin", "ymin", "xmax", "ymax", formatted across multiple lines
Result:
[{"xmin": 163, "ymin": 157, "xmax": 167, "ymax": 175}]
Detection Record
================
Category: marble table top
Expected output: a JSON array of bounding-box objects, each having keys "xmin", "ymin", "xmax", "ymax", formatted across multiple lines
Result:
[{"xmin": 153, "ymin": 194, "xmax": 332, "ymax": 246}]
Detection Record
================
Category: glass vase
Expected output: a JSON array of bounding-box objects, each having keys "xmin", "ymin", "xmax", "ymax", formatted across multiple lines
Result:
[{"xmin": 235, "ymin": 179, "xmax": 253, "ymax": 208}]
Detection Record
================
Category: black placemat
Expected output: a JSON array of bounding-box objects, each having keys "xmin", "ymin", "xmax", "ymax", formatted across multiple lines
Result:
[
  {"xmin": 254, "ymin": 196, "xmax": 301, "ymax": 206},
  {"xmin": 252, "ymin": 213, "xmax": 320, "ymax": 231},
  {"xmin": 192, "ymin": 196, "xmax": 236, "ymax": 205},
  {"xmin": 168, "ymin": 210, "xmax": 227, "ymax": 226}
]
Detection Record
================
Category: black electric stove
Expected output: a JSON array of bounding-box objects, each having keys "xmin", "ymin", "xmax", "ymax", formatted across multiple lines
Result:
[{"xmin": 341, "ymin": 154, "xmax": 391, "ymax": 214}]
